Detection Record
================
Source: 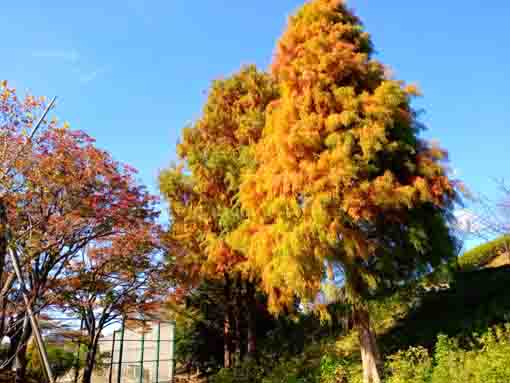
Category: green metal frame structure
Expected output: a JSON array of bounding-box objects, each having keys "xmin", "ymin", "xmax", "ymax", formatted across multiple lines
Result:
[{"xmin": 106, "ymin": 317, "xmax": 175, "ymax": 383}]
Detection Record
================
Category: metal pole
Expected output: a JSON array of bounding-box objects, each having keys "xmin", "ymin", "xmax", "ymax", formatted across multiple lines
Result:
[
  {"xmin": 108, "ymin": 330, "xmax": 117, "ymax": 383},
  {"xmin": 28, "ymin": 96, "xmax": 57, "ymax": 140},
  {"xmin": 116, "ymin": 317, "xmax": 126, "ymax": 383},
  {"xmin": 8, "ymin": 246, "xmax": 55, "ymax": 383},
  {"xmin": 0, "ymin": 96, "xmax": 56, "ymax": 185},
  {"xmin": 155, "ymin": 321, "xmax": 160, "ymax": 383},
  {"xmin": 139, "ymin": 320, "xmax": 145, "ymax": 383}
]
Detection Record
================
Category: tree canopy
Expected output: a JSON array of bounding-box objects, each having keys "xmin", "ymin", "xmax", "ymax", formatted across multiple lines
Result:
[
  {"xmin": 229, "ymin": 0, "xmax": 459, "ymax": 315},
  {"xmin": 0, "ymin": 81, "xmax": 161, "ymax": 383},
  {"xmin": 160, "ymin": 65, "xmax": 279, "ymax": 367},
  {"xmin": 160, "ymin": 65, "xmax": 278, "ymax": 283}
]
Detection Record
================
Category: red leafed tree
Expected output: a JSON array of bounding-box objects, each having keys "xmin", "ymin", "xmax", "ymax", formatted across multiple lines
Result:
[
  {"xmin": 51, "ymin": 223, "xmax": 163, "ymax": 383},
  {"xmin": 0, "ymin": 81, "xmax": 160, "ymax": 381}
]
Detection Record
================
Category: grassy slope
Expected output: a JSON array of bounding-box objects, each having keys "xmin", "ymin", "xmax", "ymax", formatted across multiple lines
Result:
[
  {"xmin": 263, "ymin": 265, "xmax": 510, "ymax": 381},
  {"xmin": 380, "ymin": 265, "xmax": 510, "ymax": 353}
]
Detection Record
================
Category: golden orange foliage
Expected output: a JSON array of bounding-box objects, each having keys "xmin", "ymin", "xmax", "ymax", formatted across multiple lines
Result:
[{"xmin": 226, "ymin": 0, "xmax": 459, "ymax": 314}]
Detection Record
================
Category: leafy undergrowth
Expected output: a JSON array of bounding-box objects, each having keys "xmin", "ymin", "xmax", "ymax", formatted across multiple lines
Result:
[
  {"xmin": 212, "ymin": 266, "xmax": 510, "ymax": 383},
  {"xmin": 380, "ymin": 265, "xmax": 510, "ymax": 354}
]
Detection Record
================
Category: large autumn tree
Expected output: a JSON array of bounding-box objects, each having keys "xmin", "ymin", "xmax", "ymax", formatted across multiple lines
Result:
[
  {"xmin": 160, "ymin": 65, "xmax": 278, "ymax": 368},
  {"xmin": 228, "ymin": 1, "xmax": 460, "ymax": 382},
  {"xmin": 0, "ymin": 81, "xmax": 160, "ymax": 381}
]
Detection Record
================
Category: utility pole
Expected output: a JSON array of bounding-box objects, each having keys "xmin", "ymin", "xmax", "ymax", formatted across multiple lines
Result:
[
  {"xmin": 1, "ymin": 96, "xmax": 57, "ymax": 383},
  {"xmin": 8, "ymin": 246, "xmax": 55, "ymax": 383}
]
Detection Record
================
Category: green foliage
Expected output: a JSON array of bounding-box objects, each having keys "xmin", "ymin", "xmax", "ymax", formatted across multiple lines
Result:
[
  {"xmin": 27, "ymin": 342, "xmax": 76, "ymax": 381},
  {"xmin": 318, "ymin": 355, "xmax": 362, "ymax": 383},
  {"xmin": 385, "ymin": 346, "xmax": 431, "ymax": 383},
  {"xmin": 380, "ymin": 266, "xmax": 510, "ymax": 353},
  {"xmin": 208, "ymin": 267, "xmax": 510, "ymax": 383},
  {"xmin": 261, "ymin": 359, "xmax": 310, "ymax": 383},
  {"xmin": 405, "ymin": 325, "xmax": 510, "ymax": 383},
  {"xmin": 173, "ymin": 284, "xmax": 226, "ymax": 373},
  {"xmin": 255, "ymin": 323, "xmax": 510, "ymax": 383},
  {"xmin": 459, "ymin": 235, "xmax": 510, "ymax": 271},
  {"xmin": 211, "ymin": 359, "xmax": 266, "ymax": 383}
]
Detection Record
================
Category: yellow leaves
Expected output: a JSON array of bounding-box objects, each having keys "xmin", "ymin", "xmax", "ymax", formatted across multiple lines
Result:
[
  {"xmin": 404, "ymin": 83, "xmax": 422, "ymax": 97},
  {"xmin": 162, "ymin": 0, "xmax": 460, "ymax": 318},
  {"xmin": 359, "ymin": 121, "xmax": 388, "ymax": 159},
  {"xmin": 414, "ymin": 176, "xmax": 432, "ymax": 202},
  {"xmin": 373, "ymin": 80, "xmax": 407, "ymax": 109},
  {"xmin": 324, "ymin": 131, "xmax": 342, "ymax": 149},
  {"xmin": 311, "ymin": 198, "xmax": 330, "ymax": 226},
  {"xmin": 325, "ymin": 114, "xmax": 342, "ymax": 131},
  {"xmin": 333, "ymin": 86, "xmax": 357, "ymax": 107},
  {"xmin": 338, "ymin": 110, "xmax": 359, "ymax": 127},
  {"xmin": 394, "ymin": 185, "xmax": 416, "ymax": 208}
]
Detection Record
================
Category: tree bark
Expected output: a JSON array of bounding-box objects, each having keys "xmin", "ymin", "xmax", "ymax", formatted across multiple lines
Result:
[
  {"xmin": 0, "ymin": 273, "xmax": 14, "ymax": 340},
  {"xmin": 246, "ymin": 282, "xmax": 257, "ymax": 358},
  {"xmin": 0, "ymin": 199, "xmax": 9, "ymax": 340},
  {"xmin": 223, "ymin": 278, "xmax": 233, "ymax": 369},
  {"xmin": 0, "ymin": 198, "xmax": 7, "ymax": 283},
  {"xmin": 354, "ymin": 306, "xmax": 381, "ymax": 383},
  {"xmin": 233, "ymin": 277, "xmax": 243, "ymax": 365},
  {"xmin": 81, "ymin": 337, "xmax": 99, "ymax": 383},
  {"xmin": 14, "ymin": 343, "xmax": 28, "ymax": 383},
  {"xmin": 14, "ymin": 316, "xmax": 31, "ymax": 383}
]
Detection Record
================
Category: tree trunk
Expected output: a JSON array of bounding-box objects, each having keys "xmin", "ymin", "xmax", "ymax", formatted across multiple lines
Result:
[
  {"xmin": 0, "ymin": 200, "xmax": 9, "ymax": 340},
  {"xmin": 223, "ymin": 278, "xmax": 233, "ymax": 368},
  {"xmin": 81, "ymin": 338, "xmax": 99, "ymax": 383},
  {"xmin": 233, "ymin": 278, "xmax": 243, "ymax": 365},
  {"xmin": 0, "ymin": 198, "xmax": 7, "ymax": 282},
  {"xmin": 246, "ymin": 283, "xmax": 256, "ymax": 358},
  {"xmin": 14, "ymin": 316, "xmax": 31, "ymax": 383},
  {"xmin": 0, "ymin": 273, "xmax": 14, "ymax": 341},
  {"xmin": 14, "ymin": 343, "xmax": 28, "ymax": 383},
  {"xmin": 354, "ymin": 306, "xmax": 381, "ymax": 383}
]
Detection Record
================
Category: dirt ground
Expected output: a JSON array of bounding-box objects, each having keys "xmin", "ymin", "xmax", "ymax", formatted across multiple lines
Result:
[{"xmin": 0, "ymin": 370, "xmax": 39, "ymax": 383}]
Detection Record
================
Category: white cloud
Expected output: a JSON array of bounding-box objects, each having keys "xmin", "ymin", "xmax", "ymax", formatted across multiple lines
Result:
[
  {"xmin": 32, "ymin": 49, "xmax": 108, "ymax": 85},
  {"xmin": 32, "ymin": 49, "xmax": 80, "ymax": 63},
  {"xmin": 454, "ymin": 209, "xmax": 484, "ymax": 234},
  {"xmin": 79, "ymin": 68, "xmax": 107, "ymax": 84}
]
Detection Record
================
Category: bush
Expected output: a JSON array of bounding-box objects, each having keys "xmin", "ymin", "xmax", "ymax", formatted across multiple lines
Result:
[
  {"xmin": 385, "ymin": 324, "xmax": 510, "ymax": 383},
  {"xmin": 211, "ymin": 358, "xmax": 266, "ymax": 383},
  {"xmin": 260, "ymin": 354, "xmax": 310, "ymax": 383},
  {"xmin": 385, "ymin": 346, "xmax": 431, "ymax": 383},
  {"xmin": 317, "ymin": 355, "xmax": 362, "ymax": 383},
  {"xmin": 27, "ymin": 342, "xmax": 76, "ymax": 381},
  {"xmin": 459, "ymin": 235, "xmax": 510, "ymax": 271}
]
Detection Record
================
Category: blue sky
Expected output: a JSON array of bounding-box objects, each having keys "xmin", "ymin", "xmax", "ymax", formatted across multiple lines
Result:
[{"xmin": 1, "ymin": 1, "xmax": 509, "ymax": 242}]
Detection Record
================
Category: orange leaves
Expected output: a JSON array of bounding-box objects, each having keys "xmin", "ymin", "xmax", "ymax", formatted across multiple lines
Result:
[
  {"xmin": 208, "ymin": 241, "xmax": 246, "ymax": 275},
  {"xmin": 160, "ymin": 66, "xmax": 279, "ymax": 295},
  {"xmin": 1, "ymin": 85, "xmax": 161, "ymax": 328},
  {"xmin": 225, "ymin": 0, "xmax": 461, "ymax": 314},
  {"xmin": 161, "ymin": 0, "xmax": 461, "ymax": 319}
]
